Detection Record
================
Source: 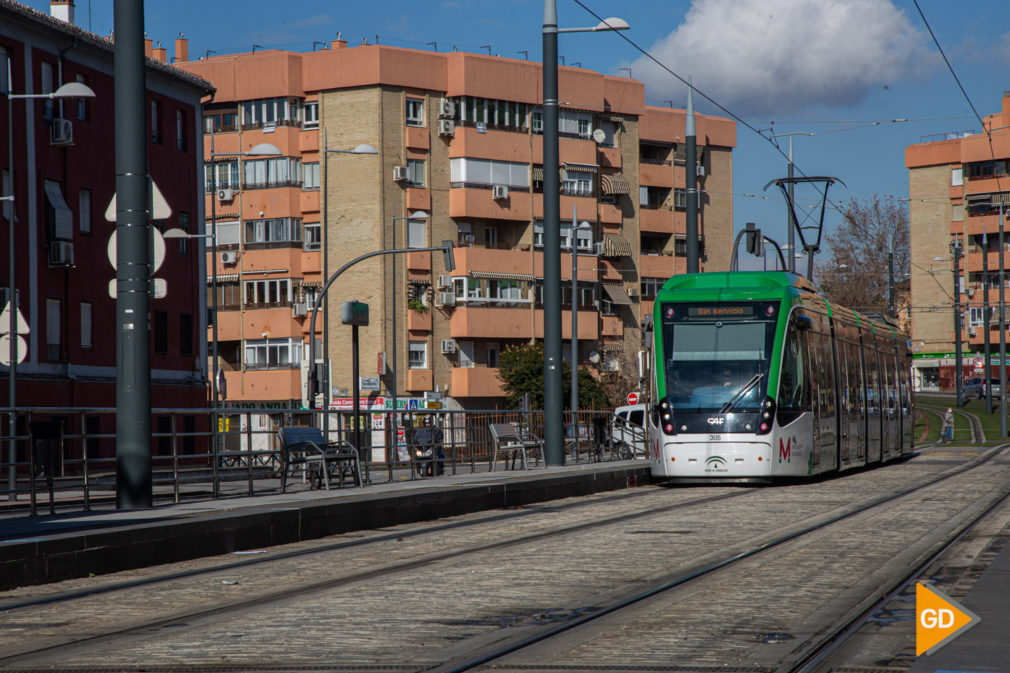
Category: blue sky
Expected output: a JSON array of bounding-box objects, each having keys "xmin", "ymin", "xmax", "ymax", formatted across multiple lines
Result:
[{"xmin": 37, "ymin": 0, "xmax": 1010, "ymax": 267}]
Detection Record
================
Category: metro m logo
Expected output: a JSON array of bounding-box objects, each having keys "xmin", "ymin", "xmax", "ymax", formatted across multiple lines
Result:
[{"xmin": 779, "ymin": 437, "xmax": 791, "ymax": 463}]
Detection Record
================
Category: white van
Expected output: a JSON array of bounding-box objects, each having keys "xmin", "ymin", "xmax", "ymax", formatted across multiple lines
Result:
[{"xmin": 612, "ymin": 403, "xmax": 647, "ymax": 458}]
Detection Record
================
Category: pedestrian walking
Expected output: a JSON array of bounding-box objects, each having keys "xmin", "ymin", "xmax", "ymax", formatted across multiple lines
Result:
[{"xmin": 940, "ymin": 407, "xmax": 954, "ymax": 443}]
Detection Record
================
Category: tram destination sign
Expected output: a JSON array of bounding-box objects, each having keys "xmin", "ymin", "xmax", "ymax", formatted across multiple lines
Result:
[{"xmin": 687, "ymin": 304, "xmax": 755, "ymax": 319}]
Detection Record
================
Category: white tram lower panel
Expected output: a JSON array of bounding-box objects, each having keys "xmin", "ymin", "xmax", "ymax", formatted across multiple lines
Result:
[{"xmin": 650, "ymin": 417, "xmax": 819, "ymax": 479}]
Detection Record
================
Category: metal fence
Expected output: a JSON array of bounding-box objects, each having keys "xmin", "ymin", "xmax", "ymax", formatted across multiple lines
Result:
[{"xmin": 1, "ymin": 406, "xmax": 640, "ymax": 517}]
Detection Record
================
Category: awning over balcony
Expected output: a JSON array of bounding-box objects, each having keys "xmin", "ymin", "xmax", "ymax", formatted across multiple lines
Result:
[
  {"xmin": 600, "ymin": 233, "xmax": 634, "ymax": 258},
  {"xmin": 602, "ymin": 342, "xmax": 624, "ymax": 352},
  {"xmin": 966, "ymin": 192, "xmax": 1010, "ymax": 205},
  {"xmin": 470, "ymin": 271, "xmax": 535, "ymax": 281},
  {"xmin": 44, "ymin": 181, "xmax": 73, "ymax": 240},
  {"xmin": 563, "ymin": 162, "xmax": 598, "ymax": 173},
  {"xmin": 600, "ymin": 174, "xmax": 630, "ymax": 195},
  {"xmin": 211, "ymin": 274, "xmax": 240, "ymax": 283},
  {"xmin": 602, "ymin": 283, "xmax": 632, "ymax": 306}
]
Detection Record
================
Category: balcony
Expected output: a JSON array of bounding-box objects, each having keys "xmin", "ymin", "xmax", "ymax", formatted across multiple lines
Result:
[
  {"xmin": 640, "ymin": 207, "xmax": 675, "ymax": 234},
  {"xmin": 640, "ymin": 253, "xmax": 676, "ymax": 279},
  {"xmin": 601, "ymin": 315, "xmax": 623, "ymax": 337},
  {"xmin": 640, "ymin": 162, "xmax": 673, "ymax": 188},
  {"xmin": 406, "ymin": 125, "xmax": 429, "ymax": 151},
  {"xmin": 963, "ymin": 251, "xmax": 1002, "ymax": 273},
  {"xmin": 406, "ymin": 187, "xmax": 431, "ymax": 211},
  {"xmin": 407, "ymin": 250, "xmax": 431, "ymax": 271},
  {"xmin": 599, "ymin": 202, "xmax": 623, "ymax": 225},
  {"xmin": 450, "ymin": 366, "xmax": 505, "ymax": 398},
  {"xmin": 450, "ymin": 305, "xmax": 535, "ymax": 340},
  {"xmin": 407, "ymin": 368, "xmax": 433, "ymax": 392},
  {"xmin": 597, "ymin": 146, "xmax": 621, "ymax": 169},
  {"xmin": 222, "ymin": 368, "xmax": 301, "ymax": 403},
  {"xmin": 449, "ymin": 187, "xmax": 531, "ymax": 221},
  {"xmin": 407, "ymin": 307, "xmax": 432, "ymax": 331}
]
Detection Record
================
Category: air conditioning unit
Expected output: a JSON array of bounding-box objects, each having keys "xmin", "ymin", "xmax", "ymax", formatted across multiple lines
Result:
[
  {"xmin": 696, "ymin": 165, "xmax": 706, "ymax": 177},
  {"xmin": 49, "ymin": 241, "xmax": 74, "ymax": 267},
  {"xmin": 437, "ymin": 274, "xmax": 453, "ymax": 289},
  {"xmin": 492, "ymin": 184, "xmax": 508, "ymax": 200},
  {"xmin": 594, "ymin": 241, "xmax": 606, "ymax": 256},
  {"xmin": 627, "ymin": 287, "xmax": 639, "ymax": 298},
  {"xmin": 438, "ymin": 99, "xmax": 455, "ymax": 117},
  {"xmin": 393, "ymin": 165, "xmax": 408, "ymax": 181},
  {"xmin": 441, "ymin": 338, "xmax": 457, "ymax": 354},
  {"xmin": 436, "ymin": 291, "xmax": 456, "ymax": 307},
  {"xmin": 292, "ymin": 302, "xmax": 308, "ymax": 318},
  {"xmin": 50, "ymin": 118, "xmax": 73, "ymax": 145},
  {"xmin": 220, "ymin": 251, "xmax": 238, "ymax": 264},
  {"xmin": 217, "ymin": 188, "xmax": 235, "ymax": 202},
  {"xmin": 438, "ymin": 118, "xmax": 455, "ymax": 136}
]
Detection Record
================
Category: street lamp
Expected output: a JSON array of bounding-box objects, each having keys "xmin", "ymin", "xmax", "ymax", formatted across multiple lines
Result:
[
  {"xmin": 4, "ymin": 75, "xmax": 95, "ymax": 500},
  {"xmin": 569, "ymin": 217, "xmax": 592, "ymax": 419},
  {"xmin": 320, "ymin": 135, "xmax": 377, "ymax": 416},
  {"xmin": 543, "ymin": 2, "xmax": 628, "ymax": 465}
]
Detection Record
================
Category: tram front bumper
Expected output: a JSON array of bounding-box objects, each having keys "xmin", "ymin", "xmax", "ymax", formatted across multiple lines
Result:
[{"xmin": 653, "ymin": 437, "xmax": 773, "ymax": 478}]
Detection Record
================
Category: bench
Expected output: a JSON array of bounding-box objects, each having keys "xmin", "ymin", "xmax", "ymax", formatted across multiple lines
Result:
[
  {"xmin": 489, "ymin": 422, "xmax": 543, "ymax": 471},
  {"xmin": 277, "ymin": 426, "xmax": 361, "ymax": 492}
]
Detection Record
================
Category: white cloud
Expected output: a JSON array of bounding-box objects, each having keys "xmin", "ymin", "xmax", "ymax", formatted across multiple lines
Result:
[{"xmin": 629, "ymin": 0, "xmax": 932, "ymax": 117}]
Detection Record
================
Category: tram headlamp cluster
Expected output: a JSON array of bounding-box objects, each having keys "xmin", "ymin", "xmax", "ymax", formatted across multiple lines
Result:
[
  {"xmin": 659, "ymin": 398, "xmax": 675, "ymax": 434},
  {"xmin": 757, "ymin": 397, "xmax": 775, "ymax": 434}
]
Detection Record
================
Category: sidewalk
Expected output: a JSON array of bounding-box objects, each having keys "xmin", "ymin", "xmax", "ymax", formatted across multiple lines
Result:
[{"xmin": 0, "ymin": 460, "xmax": 651, "ymax": 590}]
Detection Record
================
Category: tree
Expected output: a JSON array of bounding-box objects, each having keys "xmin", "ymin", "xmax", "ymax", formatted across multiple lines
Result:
[
  {"xmin": 819, "ymin": 195, "xmax": 910, "ymax": 316},
  {"xmin": 497, "ymin": 342, "xmax": 608, "ymax": 410}
]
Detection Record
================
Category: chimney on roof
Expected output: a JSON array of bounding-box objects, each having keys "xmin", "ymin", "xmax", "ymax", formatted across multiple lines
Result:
[
  {"xmin": 175, "ymin": 34, "xmax": 189, "ymax": 63},
  {"xmin": 153, "ymin": 42, "xmax": 167, "ymax": 63},
  {"xmin": 144, "ymin": 37, "xmax": 153, "ymax": 58},
  {"xmin": 49, "ymin": 0, "xmax": 74, "ymax": 25}
]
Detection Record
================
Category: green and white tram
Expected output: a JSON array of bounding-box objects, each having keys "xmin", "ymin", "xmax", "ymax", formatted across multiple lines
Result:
[{"xmin": 648, "ymin": 271, "xmax": 913, "ymax": 480}]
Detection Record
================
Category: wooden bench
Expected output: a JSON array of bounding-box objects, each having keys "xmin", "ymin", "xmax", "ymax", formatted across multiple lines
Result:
[
  {"xmin": 489, "ymin": 422, "xmax": 543, "ymax": 471},
  {"xmin": 277, "ymin": 426, "xmax": 361, "ymax": 492}
]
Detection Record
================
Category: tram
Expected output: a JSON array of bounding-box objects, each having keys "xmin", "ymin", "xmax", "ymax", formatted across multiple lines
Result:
[{"xmin": 648, "ymin": 271, "xmax": 913, "ymax": 480}]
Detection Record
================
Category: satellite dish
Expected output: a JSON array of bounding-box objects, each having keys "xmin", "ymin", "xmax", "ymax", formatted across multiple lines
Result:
[
  {"xmin": 589, "ymin": 351, "xmax": 601, "ymax": 364},
  {"xmin": 592, "ymin": 128, "xmax": 606, "ymax": 144}
]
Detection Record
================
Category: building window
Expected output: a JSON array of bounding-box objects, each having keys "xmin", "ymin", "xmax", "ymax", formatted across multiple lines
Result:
[
  {"xmin": 449, "ymin": 157, "xmax": 530, "ymax": 190},
  {"xmin": 532, "ymin": 110, "xmax": 543, "ymax": 133},
  {"xmin": 0, "ymin": 46, "xmax": 9, "ymax": 96},
  {"xmin": 41, "ymin": 62, "xmax": 54, "ymax": 121},
  {"xmin": 487, "ymin": 343, "xmax": 500, "ymax": 368},
  {"xmin": 80, "ymin": 301, "xmax": 92, "ymax": 349},
  {"xmin": 240, "ymin": 97, "xmax": 301, "ymax": 129},
  {"xmin": 302, "ymin": 162, "xmax": 320, "ymax": 190},
  {"xmin": 205, "ymin": 161, "xmax": 239, "ymax": 192},
  {"xmin": 151, "ymin": 100, "xmax": 162, "ymax": 144},
  {"xmin": 180, "ymin": 313, "xmax": 193, "ymax": 356},
  {"xmin": 641, "ymin": 277, "xmax": 665, "ymax": 299},
  {"xmin": 243, "ymin": 157, "xmax": 301, "ymax": 189},
  {"xmin": 304, "ymin": 222, "xmax": 321, "ymax": 251},
  {"xmin": 204, "ymin": 110, "xmax": 237, "ymax": 133},
  {"xmin": 154, "ymin": 310, "xmax": 168, "ymax": 354},
  {"xmin": 76, "ymin": 74, "xmax": 88, "ymax": 121},
  {"xmin": 406, "ymin": 159, "xmax": 426, "ymax": 188},
  {"xmin": 952, "ymin": 167, "xmax": 963, "ymax": 187},
  {"xmin": 178, "ymin": 211, "xmax": 190, "ymax": 254},
  {"xmin": 408, "ymin": 341, "xmax": 427, "ymax": 369},
  {"xmin": 406, "ymin": 98, "xmax": 424, "ymax": 126},
  {"xmin": 303, "ymin": 101, "xmax": 319, "ymax": 129},
  {"xmin": 244, "ymin": 338, "xmax": 302, "ymax": 369},
  {"xmin": 407, "ymin": 218, "xmax": 426, "ymax": 248},
  {"xmin": 244, "ymin": 218, "xmax": 303, "ymax": 245},
  {"xmin": 244, "ymin": 278, "xmax": 292, "ymax": 307},
  {"xmin": 78, "ymin": 188, "xmax": 91, "ymax": 234},
  {"xmin": 176, "ymin": 109, "xmax": 187, "ymax": 151},
  {"xmin": 46, "ymin": 298, "xmax": 61, "ymax": 361}
]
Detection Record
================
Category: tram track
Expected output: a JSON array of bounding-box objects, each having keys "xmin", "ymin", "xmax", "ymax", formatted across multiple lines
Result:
[{"xmin": 2, "ymin": 446, "xmax": 1006, "ymax": 671}]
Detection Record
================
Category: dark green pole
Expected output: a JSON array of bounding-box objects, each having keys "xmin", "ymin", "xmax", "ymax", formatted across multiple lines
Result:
[
  {"xmin": 953, "ymin": 238, "xmax": 963, "ymax": 405},
  {"xmin": 542, "ymin": 0, "xmax": 563, "ymax": 465},
  {"xmin": 114, "ymin": 0, "xmax": 152, "ymax": 508}
]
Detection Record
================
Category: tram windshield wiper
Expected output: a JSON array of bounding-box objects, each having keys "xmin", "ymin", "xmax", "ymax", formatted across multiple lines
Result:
[{"xmin": 720, "ymin": 372, "xmax": 764, "ymax": 414}]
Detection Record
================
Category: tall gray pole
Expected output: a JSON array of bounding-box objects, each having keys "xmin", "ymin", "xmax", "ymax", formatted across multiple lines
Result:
[
  {"xmin": 542, "ymin": 0, "xmax": 563, "ymax": 465},
  {"xmin": 570, "ymin": 207, "xmax": 578, "ymax": 418},
  {"xmin": 684, "ymin": 78, "xmax": 698, "ymax": 273},
  {"xmin": 953, "ymin": 238, "xmax": 963, "ymax": 405},
  {"xmin": 6, "ymin": 59, "xmax": 16, "ymax": 501},
  {"xmin": 390, "ymin": 212, "xmax": 397, "ymax": 460},
  {"xmin": 322, "ymin": 129, "xmax": 330, "ymax": 418},
  {"xmin": 787, "ymin": 138, "xmax": 795, "ymax": 273},
  {"xmin": 1000, "ymin": 203, "xmax": 1006, "ymax": 437},
  {"xmin": 114, "ymin": 0, "xmax": 152, "ymax": 508},
  {"xmin": 984, "ymin": 229, "xmax": 992, "ymax": 414},
  {"xmin": 209, "ymin": 120, "xmax": 219, "ymax": 497}
]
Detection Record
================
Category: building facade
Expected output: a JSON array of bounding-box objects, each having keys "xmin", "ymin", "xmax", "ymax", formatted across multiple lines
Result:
[
  {"xmin": 1, "ymin": 0, "xmax": 212, "ymax": 453},
  {"xmin": 906, "ymin": 91, "xmax": 1010, "ymax": 391},
  {"xmin": 177, "ymin": 41, "xmax": 736, "ymax": 411}
]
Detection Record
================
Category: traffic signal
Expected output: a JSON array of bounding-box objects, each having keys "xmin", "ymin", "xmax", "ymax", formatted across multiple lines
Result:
[{"xmin": 745, "ymin": 222, "xmax": 763, "ymax": 256}]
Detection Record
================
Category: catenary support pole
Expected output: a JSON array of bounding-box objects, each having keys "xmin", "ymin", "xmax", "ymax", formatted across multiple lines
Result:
[
  {"xmin": 114, "ymin": 0, "xmax": 152, "ymax": 508},
  {"xmin": 984, "ymin": 229, "xmax": 992, "ymax": 414},
  {"xmin": 685, "ymin": 78, "xmax": 699, "ymax": 273},
  {"xmin": 953, "ymin": 238, "xmax": 964, "ymax": 405},
  {"xmin": 1000, "ymin": 203, "xmax": 1006, "ymax": 437},
  {"xmin": 542, "ymin": 0, "xmax": 563, "ymax": 465}
]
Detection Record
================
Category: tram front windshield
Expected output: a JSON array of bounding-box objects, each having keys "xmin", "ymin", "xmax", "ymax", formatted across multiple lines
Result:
[{"xmin": 659, "ymin": 302, "xmax": 778, "ymax": 413}]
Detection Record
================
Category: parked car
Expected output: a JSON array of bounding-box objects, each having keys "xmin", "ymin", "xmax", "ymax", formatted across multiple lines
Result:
[
  {"xmin": 612, "ymin": 403, "xmax": 647, "ymax": 458},
  {"xmin": 962, "ymin": 377, "xmax": 1003, "ymax": 399}
]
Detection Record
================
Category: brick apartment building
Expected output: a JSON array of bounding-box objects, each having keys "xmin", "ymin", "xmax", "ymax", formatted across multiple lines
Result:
[
  {"xmin": 906, "ymin": 91, "xmax": 1010, "ymax": 391},
  {"xmin": 176, "ymin": 41, "xmax": 736, "ymax": 412},
  {"xmin": 1, "ymin": 0, "xmax": 212, "ymax": 457}
]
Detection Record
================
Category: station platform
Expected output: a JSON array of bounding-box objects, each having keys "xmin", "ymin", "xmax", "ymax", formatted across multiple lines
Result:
[{"xmin": 0, "ymin": 460, "xmax": 651, "ymax": 591}]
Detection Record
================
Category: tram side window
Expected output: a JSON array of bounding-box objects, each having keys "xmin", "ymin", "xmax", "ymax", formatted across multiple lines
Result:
[{"xmin": 777, "ymin": 321, "xmax": 810, "ymax": 425}]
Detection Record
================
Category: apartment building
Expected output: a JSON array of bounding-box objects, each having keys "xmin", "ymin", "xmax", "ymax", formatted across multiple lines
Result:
[
  {"xmin": 1, "ymin": 1, "xmax": 211, "ymax": 452},
  {"xmin": 906, "ymin": 91, "xmax": 1010, "ymax": 391},
  {"xmin": 177, "ymin": 41, "xmax": 735, "ymax": 411}
]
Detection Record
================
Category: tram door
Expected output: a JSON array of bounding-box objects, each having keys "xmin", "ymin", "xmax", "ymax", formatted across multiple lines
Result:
[
  {"xmin": 882, "ymin": 343, "xmax": 900, "ymax": 458},
  {"xmin": 863, "ymin": 333, "xmax": 882, "ymax": 464},
  {"xmin": 845, "ymin": 339, "xmax": 866, "ymax": 463},
  {"xmin": 836, "ymin": 336, "xmax": 855, "ymax": 467}
]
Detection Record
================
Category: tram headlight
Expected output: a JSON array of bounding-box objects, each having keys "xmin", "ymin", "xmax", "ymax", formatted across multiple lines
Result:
[
  {"xmin": 664, "ymin": 423, "xmax": 675, "ymax": 434},
  {"xmin": 756, "ymin": 397, "xmax": 775, "ymax": 435}
]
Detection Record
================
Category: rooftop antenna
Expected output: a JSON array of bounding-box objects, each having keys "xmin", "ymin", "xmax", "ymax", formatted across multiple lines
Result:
[
  {"xmin": 518, "ymin": 50, "xmax": 528, "ymax": 60},
  {"xmin": 205, "ymin": 49, "xmax": 216, "ymax": 59},
  {"xmin": 252, "ymin": 44, "xmax": 262, "ymax": 53},
  {"xmin": 571, "ymin": 61, "xmax": 581, "ymax": 68},
  {"xmin": 664, "ymin": 100, "xmax": 673, "ymax": 108},
  {"xmin": 362, "ymin": 36, "xmax": 368, "ymax": 45},
  {"xmin": 337, "ymin": 32, "xmax": 342, "ymax": 40},
  {"xmin": 559, "ymin": 55, "xmax": 565, "ymax": 65},
  {"xmin": 481, "ymin": 44, "xmax": 491, "ymax": 55},
  {"xmin": 375, "ymin": 34, "xmax": 379, "ymax": 44},
  {"xmin": 426, "ymin": 41, "xmax": 437, "ymax": 51},
  {"xmin": 619, "ymin": 67, "xmax": 631, "ymax": 77},
  {"xmin": 313, "ymin": 41, "xmax": 326, "ymax": 51}
]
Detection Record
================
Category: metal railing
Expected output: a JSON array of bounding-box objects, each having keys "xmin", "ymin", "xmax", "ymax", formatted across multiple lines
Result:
[{"xmin": 1, "ymin": 406, "xmax": 636, "ymax": 517}]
